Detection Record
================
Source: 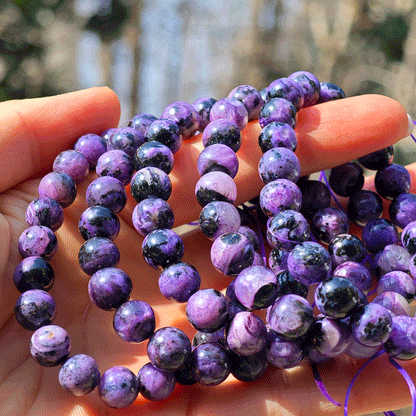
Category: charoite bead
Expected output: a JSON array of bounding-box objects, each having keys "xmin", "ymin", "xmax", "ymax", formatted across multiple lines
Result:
[
  {"xmin": 78, "ymin": 205, "xmax": 120, "ymax": 241},
  {"xmin": 258, "ymin": 121, "xmax": 298, "ymax": 153},
  {"xmin": 74, "ymin": 133, "xmax": 107, "ymax": 169},
  {"xmin": 86, "ymin": 176, "xmax": 127, "ymax": 214},
  {"xmin": 266, "ymin": 77, "xmax": 304, "ymax": 111},
  {"xmin": 229, "ymin": 350, "xmax": 268, "ymax": 382},
  {"xmin": 202, "ymin": 119, "xmax": 241, "ymax": 152},
  {"xmin": 287, "ymin": 71, "xmax": 320, "ymax": 107},
  {"xmin": 53, "ymin": 149, "xmax": 89, "ymax": 184},
  {"xmin": 38, "ymin": 171, "xmax": 77, "ymax": 208},
  {"xmin": 128, "ymin": 113, "xmax": 157, "ymax": 135},
  {"xmin": 259, "ymin": 97, "xmax": 297, "ymax": 129},
  {"xmin": 258, "ymin": 147, "xmax": 301, "ymax": 184},
  {"xmin": 197, "ymin": 143, "xmax": 239, "ymax": 178},
  {"xmin": 133, "ymin": 141, "xmax": 174, "ymax": 174},
  {"xmin": 192, "ymin": 96, "xmax": 217, "ymax": 130},
  {"xmin": 161, "ymin": 101, "xmax": 200, "ymax": 139},
  {"xmin": 25, "ymin": 197, "xmax": 64, "ymax": 231},
  {"xmin": 227, "ymin": 84, "xmax": 263, "ymax": 120},
  {"xmin": 14, "ymin": 256, "xmax": 55, "ymax": 293},
  {"xmin": 145, "ymin": 118, "xmax": 182, "ymax": 154},
  {"xmin": 18, "ymin": 225, "xmax": 57, "ymax": 259},
  {"xmin": 195, "ymin": 171, "xmax": 237, "ymax": 207},
  {"xmin": 107, "ymin": 126, "xmax": 145, "ymax": 158},
  {"xmin": 210, "ymin": 98, "xmax": 248, "ymax": 131},
  {"xmin": 130, "ymin": 166, "xmax": 172, "ymax": 203},
  {"xmin": 138, "ymin": 362, "xmax": 176, "ymax": 401},
  {"xmin": 96, "ymin": 149, "xmax": 135, "ymax": 186}
]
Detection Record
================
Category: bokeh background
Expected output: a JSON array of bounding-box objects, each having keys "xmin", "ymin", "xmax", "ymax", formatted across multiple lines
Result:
[{"xmin": 2, "ymin": 1, "xmax": 416, "ymax": 414}]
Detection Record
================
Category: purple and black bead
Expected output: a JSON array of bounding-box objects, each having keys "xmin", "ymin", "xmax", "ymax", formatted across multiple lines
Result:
[
  {"xmin": 375, "ymin": 163, "xmax": 411, "ymax": 200},
  {"xmin": 197, "ymin": 143, "xmax": 239, "ymax": 178},
  {"xmin": 38, "ymin": 172, "xmax": 77, "ymax": 208},
  {"xmin": 74, "ymin": 133, "xmax": 107, "ymax": 169},
  {"xmin": 328, "ymin": 162, "xmax": 364, "ymax": 197},
  {"xmin": 53, "ymin": 149, "xmax": 89, "ymax": 185},
  {"xmin": 258, "ymin": 147, "xmax": 301, "ymax": 184},
  {"xmin": 327, "ymin": 233, "xmax": 367, "ymax": 267},
  {"xmin": 361, "ymin": 218, "xmax": 399, "ymax": 253},
  {"xmin": 377, "ymin": 270, "xmax": 416, "ymax": 303},
  {"xmin": 317, "ymin": 82, "xmax": 346, "ymax": 103},
  {"xmin": 258, "ymin": 121, "xmax": 298, "ymax": 153},
  {"xmin": 161, "ymin": 101, "xmax": 200, "ymax": 140},
  {"xmin": 192, "ymin": 96, "xmax": 217, "ymax": 130},
  {"xmin": 138, "ymin": 362, "xmax": 176, "ymax": 401},
  {"xmin": 107, "ymin": 127, "xmax": 145, "ymax": 158},
  {"xmin": 96, "ymin": 150, "xmax": 135, "ymax": 186},
  {"xmin": 86, "ymin": 176, "xmax": 127, "ymax": 214},
  {"xmin": 202, "ymin": 119, "xmax": 242, "ymax": 152},
  {"xmin": 145, "ymin": 119, "xmax": 182, "ymax": 154},
  {"xmin": 195, "ymin": 171, "xmax": 237, "ymax": 207},
  {"xmin": 358, "ymin": 145, "xmax": 394, "ymax": 170},
  {"xmin": 311, "ymin": 207, "xmax": 349, "ymax": 244},
  {"xmin": 130, "ymin": 167, "xmax": 172, "ymax": 203},
  {"xmin": 14, "ymin": 256, "xmax": 54, "ymax": 293},
  {"xmin": 209, "ymin": 98, "xmax": 248, "ymax": 131},
  {"xmin": 18, "ymin": 225, "xmax": 58, "ymax": 259},
  {"xmin": 133, "ymin": 141, "xmax": 174, "ymax": 174},
  {"xmin": 228, "ymin": 84, "xmax": 264, "ymax": 120},
  {"xmin": 347, "ymin": 190, "xmax": 383, "ymax": 226},
  {"xmin": 266, "ymin": 77, "xmax": 304, "ymax": 111},
  {"xmin": 287, "ymin": 71, "xmax": 320, "ymax": 107},
  {"xmin": 298, "ymin": 179, "xmax": 331, "ymax": 221},
  {"xmin": 259, "ymin": 98, "xmax": 297, "ymax": 129},
  {"xmin": 78, "ymin": 205, "xmax": 120, "ymax": 241},
  {"xmin": 25, "ymin": 197, "xmax": 64, "ymax": 231},
  {"xmin": 389, "ymin": 193, "xmax": 416, "ymax": 229},
  {"xmin": 128, "ymin": 113, "xmax": 158, "ymax": 136}
]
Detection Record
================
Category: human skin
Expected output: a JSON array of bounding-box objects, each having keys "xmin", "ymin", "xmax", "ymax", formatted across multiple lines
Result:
[{"xmin": 0, "ymin": 87, "xmax": 414, "ymax": 415}]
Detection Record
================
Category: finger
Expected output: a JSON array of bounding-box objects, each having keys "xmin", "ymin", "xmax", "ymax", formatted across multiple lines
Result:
[{"xmin": 0, "ymin": 87, "xmax": 120, "ymax": 193}]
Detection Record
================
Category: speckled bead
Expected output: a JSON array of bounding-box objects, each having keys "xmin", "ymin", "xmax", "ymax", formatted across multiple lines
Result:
[
  {"xmin": 86, "ymin": 176, "xmax": 127, "ymax": 214},
  {"xmin": 373, "ymin": 292, "xmax": 411, "ymax": 317},
  {"xmin": 138, "ymin": 362, "xmax": 176, "ymax": 401},
  {"xmin": 113, "ymin": 300, "xmax": 155, "ymax": 343},
  {"xmin": 130, "ymin": 167, "xmax": 172, "ymax": 203},
  {"xmin": 98, "ymin": 366, "xmax": 139, "ymax": 408},
  {"xmin": 145, "ymin": 119, "xmax": 182, "ymax": 154},
  {"xmin": 192, "ymin": 97, "xmax": 217, "ymax": 130},
  {"xmin": 133, "ymin": 141, "xmax": 174, "ymax": 174},
  {"xmin": 268, "ymin": 249, "xmax": 289, "ymax": 274},
  {"xmin": 96, "ymin": 150, "xmax": 135, "ymax": 186},
  {"xmin": 265, "ymin": 330, "xmax": 303, "ymax": 368},
  {"xmin": 375, "ymin": 163, "xmax": 411, "ymax": 200},
  {"xmin": 258, "ymin": 122, "xmax": 298, "ymax": 153},
  {"xmin": 298, "ymin": 179, "xmax": 331, "ymax": 221},
  {"xmin": 358, "ymin": 146, "xmax": 394, "ymax": 171},
  {"xmin": 317, "ymin": 82, "xmax": 346, "ymax": 103},
  {"xmin": 59, "ymin": 354, "xmax": 100, "ymax": 396},
  {"xmin": 311, "ymin": 207, "xmax": 349, "ymax": 244},
  {"xmin": 287, "ymin": 71, "xmax": 320, "ymax": 107},
  {"xmin": 384, "ymin": 316, "xmax": 416, "ymax": 360},
  {"xmin": 38, "ymin": 172, "xmax": 77, "ymax": 208},
  {"xmin": 78, "ymin": 237, "xmax": 120, "ymax": 276},
  {"xmin": 361, "ymin": 218, "xmax": 399, "ymax": 253},
  {"xmin": 259, "ymin": 98, "xmax": 297, "ymax": 129},
  {"xmin": 198, "ymin": 143, "xmax": 239, "ymax": 178},
  {"xmin": 347, "ymin": 190, "xmax": 383, "ymax": 226},
  {"xmin": 161, "ymin": 101, "xmax": 200, "ymax": 139},
  {"xmin": 25, "ymin": 197, "xmax": 64, "ymax": 231},
  {"xmin": 14, "ymin": 289, "xmax": 56, "ymax": 331},
  {"xmin": 327, "ymin": 234, "xmax": 367, "ymax": 268},
  {"xmin": 74, "ymin": 133, "xmax": 107, "ymax": 168},
  {"xmin": 158, "ymin": 262, "xmax": 201, "ymax": 303},
  {"xmin": 14, "ymin": 256, "xmax": 54, "ymax": 293},
  {"xmin": 228, "ymin": 85, "xmax": 264, "ymax": 120},
  {"xmin": 266, "ymin": 78, "xmax": 304, "ymax": 111},
  {"xmin": 195, "ymin": 171, "xmax": 237, "ymax": 207},
  {"xmin": 229, "ymin": 349, "xmax": 268, "ymax": 382},
  {"xmin": 78, "ymin": 205, "xmax": 120, "ymax": 241},
  {"xmin": 329, "ymin": 162, "xmax": 364, "ymax": 197},
  {"xmin": 202, "ymin": 119, "xmax": 241, "ymax": 152},
  {"xmin": 128, "ymin": 113, "xmax": 158, "ymax": 136},
  {"xmin": 101, "ymin": 128, "xmax": 118, "ymax": 145},
  {"xmin": 377, "ymin": 271, "xmax": 416, "ymax": 303},
  {"xmin": 30, "ymin": 324, "xmax": 70, "ymax": 366},
  {"xmin": 53, "ymin": 150, "xmax": 89, "ymax": 184},
  {"xmin": 389, "ymin": 193, "xmax": 416, "ymax": 229},
  {"xmin": 333, "ymin": 261, "xmax": 372, "ymax": 294},
  {"xmin": 275, "ymin": 270, "xmax": 309, "ymax": 299},
  {"xmin": 238, "ymin": 225, "xmax": 259, "ymax": 251},
  {"xmin": 210, "ymin": 98, "xmax": 248, "ymax": 131},
  {"xmin": 107, "ymin": 126, "xmax": 145, "ymax": 157},
  {"xmin": 375, "ymin": 244, "xmax": 411, "ymax": 278},
  {"xmin": 192, "ymin": 328, "xmax": 227, "ymax": 349},
  {"xmin": 258, "ymin": 147, "xmax": 301, "ymax": 184},
  {"xmin": 18, "ymin": 225, "xmax": 57, "ymax": 259},
  {"xmin": 402, "ymin": 221, "xmax": 416, "ymax": 254}
]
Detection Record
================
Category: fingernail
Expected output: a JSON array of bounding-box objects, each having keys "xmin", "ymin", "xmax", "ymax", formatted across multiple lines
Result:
[{"xmin": 407, "ymin": 113, "xmax": 415, "ymax": 136}]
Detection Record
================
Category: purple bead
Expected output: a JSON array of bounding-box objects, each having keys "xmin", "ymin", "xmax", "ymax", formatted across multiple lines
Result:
[
  {"xmin": 202, "ymin": 119, "xmax": 241, "ymax": 152},
  {"xmin": 161, "ymin": 101, "xmax": 200, "ymax": 139},
  {"xmin": 373, "ymin": 292, "xmax": 411, "ymax": 317},
  {"xmin": 258, "ymin": 122, "xmax": 298, "ymax": 153},
  {"xmin": 226, "ymin": 311, "xmax": 267, "ymax": 356},
  {"xmin": 195, "ymin": 171, "xmax": 237, "ymax": 207},
  {"xmin": 259, "ymin": 98, "xmax": 297, "ymax": 129},
  {"xmin": 210, "ymin": 98, "xmax": 248, "ymax": 131},
  {"xmin": 100, "ymin": 127, "xmax": 118, "ymax": 145},
  {"xmin": 186, "ymin": 289, "xmax": 229, "ymax": 333},
  {"xmin": 317, "ymin": 82, "xmax": 346, "ymax": 103},
  {"xmin": 88, "ymin": 267, "xmax": 132, "ymax": 310},
  {"xmin": 375, "ymin": 244, "xmax": 411, "ymax": 277},
  {"xmin": 192, "ymin": 328, "xmax": 227, "ymax": 349},
  {"xmin": 199, "ymin": 201, "xmax": 241, "ymax": 240},
  {"xmin": 98, "ymin": 366, "xmax": 139, "ymax": 408},
  {"xmin": 287, "ymin": 241, "xmax": 332, "ymax": 285},
  {"xmin": 78, "ymin": 237, "xmax": 120, "ymax": 276},
  {"xmin": 260, "ymin": 178, "xmax": 302, "ymax": 217},
  {"xmin": 14, "ymin": 289, "xmax": 56, "ymax": 331},
  {"xmin": 142, "ymin": 229, "xmax": 184, "ymax": 270},
  {"xmin": 210, "ymin": 232, "xmax": 255, "ymax": 276},
  {"xmin": 191, "ymin": 342, "xmax": 230, "ymax": 385},
  {"xmin": 267, "ymin": 294, "xmax": 314, "ymax": 339},
  {"xmin": 74, "ymin": 133, "xmax": 107, "ymax": 169},
  {"xmin": 328, "ymin": 234, "xmax": 367, "ymax": 267},
  {"xmin": 275, "ymin": 270, "xmax": 309, "ymax": 299},
  {"xmin": 361, "ymin": 218, "xmax": 399, "ymax": 253},
  {"xmin": 192, "ymin": 96, "xmax": 217, "ymax": 131},
  {"xmin": 226, "ymin": 279, "xmax": 248, "ymax": 318},
  {"xmin": 38, "ymin": 172, "xmax": 77, "ymax": 208},
  {"xmin": 333, "ymin": 261, "xmax": 372, "ymax": 294},
  {"xmin": 30, "ymin": 324, "xmax": 70, "ymax": 366},
  {"xmin": 229, "ymin": 349, "xmax": 268, "ymax": 382},
  {"xmin": 288, "ymin": 71, "xmax": 320, "ymax": 107},
  {"xmin": 389, "ymin": 193, "xmax": 416, "ymax": 229},
  {"xmin": 18, "ymin": 225, "xmax": 57, "ymax": 259},
  {"xmin": 384, "ymin": 316, "xmax": 416, "ymax": 360},
  {"xmin": 265, "ymin": 329, "xmax": 303, "ymax": 368},
  {"xmin": 358, "ymin": 146, "xmax": 394, "ymax": 171},
  {"xmin": 59, "ymin": 354, "xmax": 100, "ymax": 396},
  {"xmin": 258, "ymin": 147, "xmax": 300, "ymax": 184},
  {"xmin": 14, "ymin": 256, "xmax": 54, "ymax": 293},
  {"xmin": 267, "ymin": 210, "xmax": 311, "ymax": 251},
  {"xmin": 130, "ymin": 167, "xmax": 172, "ymax": 203},
  {"xmin": 145, "ymin": 119, "xmax": 182, "ymax": 154},
  {"xmin": 377, "ymin": 271, "xmax": 416, "ymax": 303},
  {"xmin": 298, "ymin": 179, "xmax": 331, "ymax": 221},
  {"xmin": 53, "ymin": 150, "xmax": 89, "ymax": 184},
  {"xmin": 128, "ymin": 113, "xmax": 158, "ymax": 136},
  {"xmin": 107, "ymin": 127, "xmax": 145, "ymax": 158},
  {"xmin": 86, "ymin": 176, "xmax": 127, "ymax": 214},
  {"xmin": 96, "ymin": 150, "xmax": 134, "ymax": 186},
  {"xmin": 197, "ymin": 143, "xmax": 239, "ymax": 178},
  {"xmin": 147, "ymin": 327, "xmax": 192, "ymax": 371},
  {"xmin": 402, "ymin": 220, "xmax": 416, "ymax": 254},
  {"xmin": 25, "ymin": 197, "xmax": 64, "ymax": 231},
  {"xmin": 268, "ymin": 248, "xmax": 289, "ymax": 274},
  {"xmin": 133, "ymin": 141, "xmax": 174, "ymax": 174},
  {"xmin": 329, "ymin": 162, "xmax": 364, "ymax": 197},
  {"xmin": 113, "ymin": 300, "xmax": 155, "ymax": 343},
  {"xmin": 266, "ymin": 78, "xmax": 304, "ymax": 111},
  {"xmin": 347, "ymin": 190, "xmax": 383, "ymax": 226},
  {"xmin": 375, "ymin": 164, "xmax": 411, "ymax": 200},
  {"xmin": 132, "ymin": 197, "xmax": 174, "ymax": 237},
  {"xmin": 227, "ymin": 85, "xmax": 264, "ymax": 120},
  {"xmin": 311, "ymin": 207, "xmax": 349, "ymax": 244},
  {"xmin": 238, "ymin": 225, "xmax": 259, "ymax": 251},
  {"xmin": 138, "ymin": 362, "xmax": 175, "ymax": 401},
  {"xmin": 79, "ymin": 205, "xmax": 120, "ymax": 241},
  {"xmin": 158, "ymin": 262, "xmax": 201, "ymax": 303}
]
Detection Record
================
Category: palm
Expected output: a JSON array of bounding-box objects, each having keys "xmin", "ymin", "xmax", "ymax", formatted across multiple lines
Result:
[{"xmin": 0, "ymin": 88, "xmax": 414, "ymax": 416}]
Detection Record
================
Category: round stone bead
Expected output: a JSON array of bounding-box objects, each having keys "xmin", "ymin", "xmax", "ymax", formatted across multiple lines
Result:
[
  {"xmin": 377, "ymin": 271, "xmax": 416, "ymax": 303},
  {"xmin": 197, "ymin": 143, "xmax": 239, "ymax": 178},
  {"xmin": 229, "ymin": 350, "xmax": 268, "ymax": 382},
  {"xmin": 329, "ymin": 162, "xmax": 364, "ymax": 197},
  {"xmin": 78, "ymin": 205, "xmax": 120, "ymax": 241},
  {"xmin": 375, "ymin": 163, "xmax": 411, "ymax": 200},
  {"xmin": 96, "ymin": 150, "xmax": 134, "ymax": 186},
  {"xmin": 259, "ymin": 98, "xmax": 297, "ymax": 129},
  {"xmin": 38, "ymin": 172, "xmax": 77, "ymax": 208},
  {"xmin": 59, "ymin": 354, "xmax": 100, "ymax": 396},
  {"xmin": 128, "ymin": 113, "xmax": 158, "ymax": 136},
  {"xmin": 130, "ymin": 167, "xmax": 172, "ymax": 203},
  {"xmin": 86, "ymin": 176, "xmax": 127, "ymax": 214},
  {"xmin": 402, "ymin": 221, "xmax": 416, "ymax": 254},
  {"xmin": 275, "ymin": 270, "xmax": 309, "ymax": 299},
  {"xmin": 191, "ymin": 342, "xmax": 230, "ymax": 386},
  {"xmin": 186, "ymin": 289, "xmax": 229, "ymax": 333},
  {"xmin": 195, "ymin": 171, "xmax": 237, "ymax": 207},
  {"xmin": 14, "ymin": 289, "xmax": 56, "ymax": 331},
  {"xmin": 258, "ymin": 147, "xmax": 300, "ymax": 184},
  {"xmin": 265, "ymin": 330, "xmax": 303, "ymax": 368},
  {"xmin": 288, "ymin": 71, "xmax": 320, "ymax": 107},
  {"xmin": 133, "ymin": 141, "xmax": 174, "ymax": 174},
  {"xmin": 107, "ymin": 126, "xmax": 145, "ymax": 158},
  {"xmin": 202, "ymin": 119, "xmax": 241, "ymax": 152},
  {"xmin": 361, "ymin": 218, "xmax": 399, "ymax": 253},
  {"xmin": 98, "ymin": 366, "xmax": 139, "ymax": 408},
  {"xmin": 298, "ymin": 179, "xmax": 331, "ymax": 221},
  {"xmin": 333, "ymin": 261, "xmax": 372, "ymax": 294},
  {"xmin": 18, "ymin": 225, "xmax": 57, "ymax": 259},
  {"xmin": 384, "ymin": 316, "xmax": 416, "ymax": 360},
  {"xmin": 161, "ymin": 101, "xmax": 200, "ymax": 139},
  {"xmin": 158, "ymin": 262, "xmax": 201, "ymax": 303},
  {"xmin": 287, "ymin": 241, "xmax": 332, "ymax": 285},
  {"xmin": 358, "ymin": 145, "xmax": 394, "ymax": 170},
  {"xmin": 192, "ymin": 96, "xmax": 217, "ymax": 130},
  {"xmin": 14, "ymin": 256, "xmax": 54, "ymax": 293},
  {"xmin": 317, "ymin": 82, "xmax": 346, "ymax": 103},
  {"xmin": 53, "ymin": 149, "xmax": 89, "ymax": 184},
  {"xmin": 30, "ymin": 324, "xmax": 70, "ymax": 366},
  {"xmin": 228, "ymin": 84, "xmax": 264, "ymax": 120},
  {"xmin": 374, "ymin": 244, "xmax": 411, "ymax": 278},
  {"xmin": 138, "ymin": 362, "xmax": 176, "ymax": 401},
  {"xmin": 142, "ymin": 229, "xmax": 184, "ymax": 270},
  {"xmin": 132, "ymin": 197, "xmax": 174, "ymax": 237},
  {"xmin": 147, "ymin": 327, "xmax": 192, "ymax": 371},
  {"xmin": 328, "ymin": 233, "xmax": 367, "ymax": 268},
  {"xmin": 25, "ymin": 197, "xmax": 64, "ymax": 231},
  {"xmin": 266, "ymin": 78, "xmax": 304, "ymax": 111},
  {"xmin": 389, "ymin": 193, "xmax": 416, "ymax": 229},
  {"xmin": 260, "ymin": 179, "xmax": 302, "ymax": 217},
  {"xmin": 226, "ymin": 279, "xmax": 248, "ymax": 318},
  {"xmin": 199, "ymin": 201, "xmax": 241, "ymax": 240},
  {"xmin": 210, "ymin": 98, "xmax": 248, "ymax": 131},
  {"xmin": 267, "ymin": 210, "xmax": 311, "ymax": 251},
  {"xmin": 258, "ymin": 122, "xmax": 297, "ymax": 153},
  {"xmin": 88, "ymin": 268, "xmax": 132, "ymax": 310},
  {"xmin": 347, "ymin": 190, "xmax": 384, "ymax": 226},
  {"xmin": 268, "ymin": 249, "xmax": 289, "ymax": 274},
  {"xmin": 101, "ymin": 128, "xmax": 118, "ymax": 145},
  {"xmin": 145, "ymin": 119, "xmax": 182, "ymax": 154},
  {"xmin": 78, "ymin": 237, "xmax": 120, "ymax": 276},
  {"xmin": 238, "ymin": 225, "xmax": 259, "ymax": 251},
  {"xmin": 311, "ymin": 207, "xmax": 349, "ymax": 244},
  {"xmin": 211, "ymin": 232, "xmax": 255, "ymax": 276},
  {"xmin": 74, "ymin": 133, "xmax": 107, "ymax": 169},
  {"xmin": 267, "ymin": 294, "xmax": 314, "ymax": 339},
  {"xmin": 192, "ymin": 328, "xmax": 227, "ymax": 349},
  {"xmin": 113, "ymin": 300, "xmax": 155, "ymax": 343},
  {"xmin": 373, "ymin": 292, "xmax": 411, "ymax": 317}
]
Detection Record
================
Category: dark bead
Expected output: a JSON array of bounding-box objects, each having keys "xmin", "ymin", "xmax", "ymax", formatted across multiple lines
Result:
[
  {"xmin": 14, "ymin": 256, "xmax": 55, "ymax": 293},
  {"xmin": 389, "ymin": 193, "xmax": 416, "ymax": 229},
  {"xmin": 298, "ymin": 180, "xmax": 331, "ymax": 221},
  {"xmin": 229, "ymin": 349, "xmax": 268, "ymax": 382},
  {"xmin": 133, "ymin": 141, "xmax": 174, "ymax": 174},
  {"xmin": 328, "ymin": 162, "xmax": 364, "ymax": 197},
  {"xmin": 361, "ymin": 218, "xmax": 399, "ymax": 253},
  {"xmin": 317, "ymin": 82, "xmax": 346, "ymax": 103},
  {"xmin": 276, "ymin": 270, "xmax": 308, "ymax": 298},
  {"xmin": 25, "ymin": 197, "xmax": 64, "ymax": 231},
  {"xmin": 358, "ymin": 146, "xmax": 394, "ymax": 170},
  {"xmin": 347, "ymin": 190, "xmax": 383, "ymax": 226},
  {"xmin": 78, "ymin": 205, "xmax": 120, "ymax": 241},
  {"xmin": 259, "ymin": 98, "xmax": 297, "ymax": 129},
  {"xmin": 287, "ymin": 71, "xmax": 320, "ymax": 107},
  {"xmin": 266, "ymin": 78, "xmax": 304, "ymax": 111},
  {"xmin": 328, "ymin": 233, "xmax": 367, "ymax": 268},
  {"xmin": 130, "ymin": 167, "xmax": 172, "ymax": 203},
  {"xmin": 145, "ymin": 119, "xmax": 182, "ymax": 154},
  {"xmin": 375, "ymin": 163, "xmax": 411, "ymax": 200},
  {"xmin": 202, "ymin": 120, "xmax": 241, "ymax": 152},
  {"xmin": 127, "ymin": 113, "xmax": 158, "ymax": 136},
  {"xmin": 192, "ymin": 96, "xmax": 217, "ymax": 131},
  {"xmin": 107, "ymin": 127, "xmax": 145, "ymax": 158},
  {"xmin": 258, "ymin": 122, "xmax": 297, "ymax": 153}
]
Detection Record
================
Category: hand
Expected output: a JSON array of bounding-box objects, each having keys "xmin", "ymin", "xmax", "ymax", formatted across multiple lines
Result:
[{"xmin": 0, "ymin": 87, "xmax": 413, "ymax": 416}]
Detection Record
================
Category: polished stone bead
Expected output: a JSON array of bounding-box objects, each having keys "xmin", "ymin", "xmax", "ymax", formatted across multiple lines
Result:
[
  {"xmin": 192, "ymin": 96, "xmax": 217, "ymax": 130},
  {"xmin": 133, "ymin": 141, "xmax": 174, "ymax": 174},
  {"xmin": 328, "ymin": 234, "xmax": 367, "ymax": 268},
  {"xmin": 74, "ymin": 133, "xmax": 107, "ymax": 168},
  {"xmin": 361, "ymin": 218, "xmax": 399, "ymax": 253},
  {"xmin": 210, "ymin": 98, "xmax": 248, "ymax": 131},
  {"xmin": 266, "ymin": 78, "xmax": 304, "ymax": 111},
  {"xmin": 25, "ymin": 197, "xmax": 64, "ymax": 231},
  {"xmin": 130, "ymin": 167, "xmax": 172, "ymax": 203},
  {"xmin": 14, "ymin": 256, "xmax": 54, "ymax": 293},
  {"xmin": 229, "ymin": 349, "xmax": 268, "ymax": 382},
  {"xmin": 265, "ymin": 329, "xmax": 303, "ymax": 368},
  {"xmin": 161, "ymin": 101, "xmax": 200, "ymax": 139},
  {"xmin": 358, "ymin": 145, "xmax": 394, "ymax": 170},
  {"xmin": 288, "ymin": 71, "xmax": 320, "ymax": 107},
  {"xmin": 18, "ymin": 225, "xmax": 57, "ymax": 259},
  {"xmin": 228, "ymin": 84, "xmax": 264, "ymax": 120},
  {"xmin": 128, "ymin": 113, "xmax": 158, "ymax": 136},
  {"xmin": 317, "ymin": 82, "xmax": 346, "ymax": 103},
  {"xmin": 389, "ymin": 193, "xmax": 416, "ymax": 229},
  {"xmin": 138, "ymin": 362, "xmax": 176, "ymax": 401},
  {"xmin": 145, "ymin": 119, "xmax": 182, "ymax": 154},
  {"xmin": 86, "ymin": 176, "xmax": 127, "ymax": 213},
  {"xmin": 53, "ymin": 149, "xmax": 89, "ymax": 184},
  {"xmin": 258, "ymin": 147, "xmax": 300, "ymax": 184},
  {"xmin": 259, "ymin": 98, "xmax": 297, "ymax": 129},
  {"xmin": 258, "ymin": 121, "xmax": 298, "ymax": 153},
  {"xmin": 373, "ymin": 292, "xmax": 411, "ymax": 317},
  {"xmin": 375, "ymin": 163, "xmax": 411, "ymax": 200},
  {"xmin": 377, "ymin": 270, "xmax": 416, "ymax": 303},
  {"xmin": 107, "ymin": 126, "xmax": 145, "ymax": 158},
  {"xmin": 202, "ymin": 119, "xmax": 241, "ymax": 152},
  {"xmin": 384, "ymin": 316, "xmax": 416, "ymax": 360},
  {"xmin": 78, "ymin": 205, "xmax": 120, "ymax": 241},
  {"xmin": 333, "ymin": 261, "xmax": 372, "ymax": 294},
  {"xmin": 298, "ymin": 179, "xmax": 331, "ymax": 221},
  {"xmin": 197, "ymin": 143, "xmax": 239, "ymax": 178},
  {"xmin": 96, "ymin": 150, "xmax": 134, "ymax": 186},
  {"xmin": 38, "ymin": 172, "xmax": 77, "ymax": 208},
  {"xmin": 374, "ymin": 244, "xmax": 411, "ymax": 278},
  {"xmin": 195, "ymin": 171, "xmax": 237, "ymax": 207}
]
